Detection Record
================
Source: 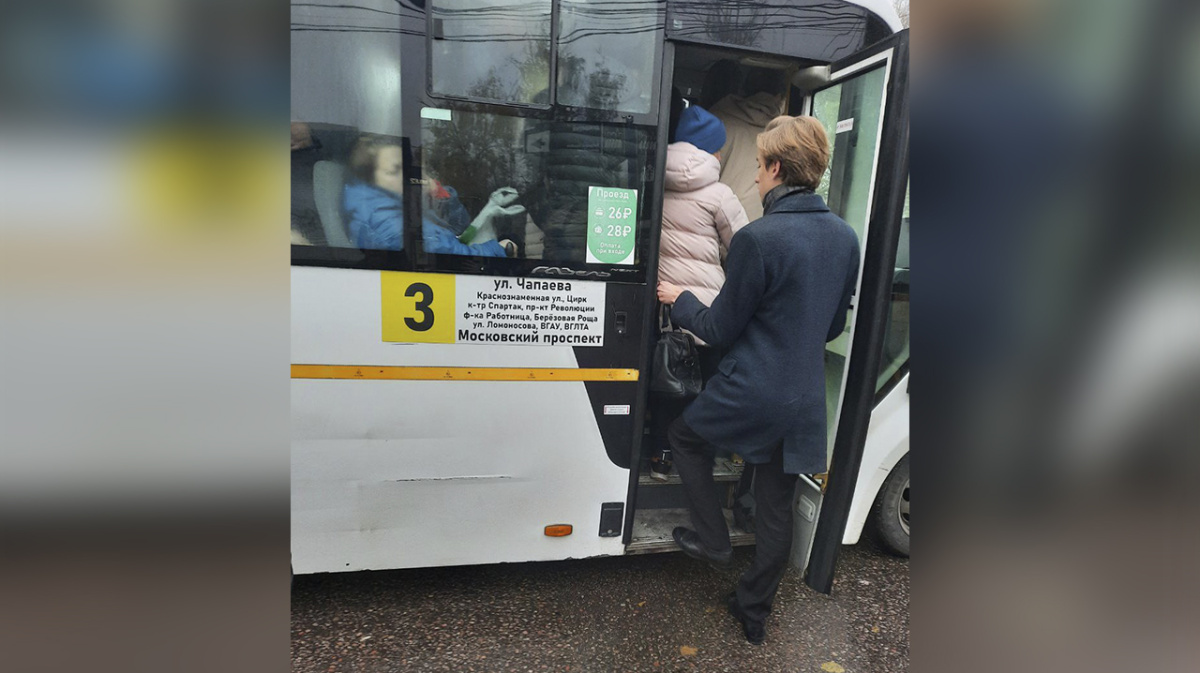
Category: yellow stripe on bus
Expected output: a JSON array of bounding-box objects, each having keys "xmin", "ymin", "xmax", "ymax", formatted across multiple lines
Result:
[{"xmin": 291, "ymin": 365, "xmax": 639, "ymax": 382}]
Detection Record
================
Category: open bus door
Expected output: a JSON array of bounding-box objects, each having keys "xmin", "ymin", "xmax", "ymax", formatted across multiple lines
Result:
[
  {"xmin": 798, "ymin": 30, "xmax": 910, "ymax": 594},
  {"xmin": 628, "ymin": 26, "xmax": 908, "ymax": 574}
]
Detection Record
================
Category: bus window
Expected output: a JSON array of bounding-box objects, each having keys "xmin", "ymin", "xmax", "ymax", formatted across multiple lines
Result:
[
  {"xmin": 419, "ymin": 110, "xmax": 655, "ymax": 265},
  {"xmin": 556, "ymin": 0, "xmax": 664, "ymax": 113},
  {"xmin": 290, "ymin": 0, "xmax": 403, "ymax": 251},
  {"xmin": 430, "ymin": 0, "xmax": 552, "ymax": 106}
]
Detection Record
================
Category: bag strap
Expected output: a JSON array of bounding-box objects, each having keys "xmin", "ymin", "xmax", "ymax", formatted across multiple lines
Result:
[{"xmin": 660, "ymin": 304, "xmax": 677, "ymax": 332}]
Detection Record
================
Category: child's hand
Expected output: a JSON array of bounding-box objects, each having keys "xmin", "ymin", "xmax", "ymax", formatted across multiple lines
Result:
[
  {"xmin": 489, "ymin": 187, "xmax": 521, "ymax": 209},
  {"xmin": 461, "ymin": 188, "xmax": 526, "ymax": 244}
]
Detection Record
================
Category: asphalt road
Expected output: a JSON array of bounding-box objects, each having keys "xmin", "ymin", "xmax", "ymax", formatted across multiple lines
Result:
[{"xmin": 291, "ymin": 537, "xmax": 909, "ymax": 673}]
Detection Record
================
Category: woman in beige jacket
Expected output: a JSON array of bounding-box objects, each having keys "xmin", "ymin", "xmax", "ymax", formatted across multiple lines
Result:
[{"xmin": 651, "ymin": 105, "xmax": 750, "ymax": 480}]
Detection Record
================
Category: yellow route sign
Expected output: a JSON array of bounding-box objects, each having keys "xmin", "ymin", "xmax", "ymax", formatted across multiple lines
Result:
[
  {"xmin": 380, "ymin": 271, "xmax": 608, "ymax": 347},
  {"xmin": 381, "ymin": 272, "xmax": 456, "ymax": 343}
]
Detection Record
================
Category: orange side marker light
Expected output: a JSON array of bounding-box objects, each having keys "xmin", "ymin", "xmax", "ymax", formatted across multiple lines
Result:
[{"xmin": 544, "ymin": 524, "xmax": 573, "ymax": 537}]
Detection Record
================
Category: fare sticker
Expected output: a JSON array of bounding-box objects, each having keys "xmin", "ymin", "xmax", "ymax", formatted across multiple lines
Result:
[{"xmin": 586, "ymin": 186, "xmax": 637, "ymax": 265}]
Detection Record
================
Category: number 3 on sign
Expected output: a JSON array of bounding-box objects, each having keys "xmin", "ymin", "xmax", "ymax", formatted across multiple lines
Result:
[{"xmin": 381, "ymin": 272, "xmax": 456, "ymax": 343}]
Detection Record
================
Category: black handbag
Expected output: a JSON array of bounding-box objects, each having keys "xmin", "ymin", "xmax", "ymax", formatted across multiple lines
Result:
[{"xmin": 650, "ymin": 306, "xmax": 703, "ymax": 399}]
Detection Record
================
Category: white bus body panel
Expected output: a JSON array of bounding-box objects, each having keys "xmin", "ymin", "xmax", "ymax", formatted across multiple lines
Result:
[
  {"xmin": 291, "ymin": 267, "xmax": 628, "ymax": 574},
  {"xmin": 843, "ymin": 373, "xmax": 908, "ymax": 545}
]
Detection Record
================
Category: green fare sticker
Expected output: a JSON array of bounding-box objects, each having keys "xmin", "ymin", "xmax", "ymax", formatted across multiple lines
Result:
[{"xmin": 586, "ymin": 186, "xmax": 638, "ymax": 265}]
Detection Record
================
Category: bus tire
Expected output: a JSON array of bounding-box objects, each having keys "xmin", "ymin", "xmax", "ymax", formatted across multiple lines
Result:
[{"xmin": 871, "ymin": 454, "xmax": 909, "ymax": 557}]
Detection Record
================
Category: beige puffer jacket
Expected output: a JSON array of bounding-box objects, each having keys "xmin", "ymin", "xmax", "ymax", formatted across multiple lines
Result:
[
  {"xmin": 659, "ymin": 142, "xmax": 750, "ymax": 321},
  {"xmin": 711, "ymin": 92, "xmax": 785, "ymax": 222}
]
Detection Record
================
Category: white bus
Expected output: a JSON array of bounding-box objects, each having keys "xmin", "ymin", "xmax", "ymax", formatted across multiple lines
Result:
[{"xmin": 290, "ymin": 0, "xmax": 909, "ymax": 590}]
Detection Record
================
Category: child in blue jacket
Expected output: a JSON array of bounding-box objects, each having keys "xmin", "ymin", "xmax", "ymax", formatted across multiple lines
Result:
[{"xmin": 342, "ymin": 136, "xmax": 522, "ymax": 256}]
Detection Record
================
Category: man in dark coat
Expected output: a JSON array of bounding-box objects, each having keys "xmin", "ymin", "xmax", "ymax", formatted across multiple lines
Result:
[{"xmin": 657, "ymin": 115, "xmax": 859, "ymax": 644}]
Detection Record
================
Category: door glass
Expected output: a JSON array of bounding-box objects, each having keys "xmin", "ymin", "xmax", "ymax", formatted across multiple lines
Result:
[
  {"xmin": 431, "ymin": 0, "xmax": 552, "ymax": 105},
  {"xmin": 814, "ymin": 65, "xmax": 888, "ymax": 237},
  {"xmin": 810, "ymin": 62, "xmax": 890, "ymax": 463},
  {"xmin": 877, "ymin": 183, "xmax": 909, "ymax": 395}
]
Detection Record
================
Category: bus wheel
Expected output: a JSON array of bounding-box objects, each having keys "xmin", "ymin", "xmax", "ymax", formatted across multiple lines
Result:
[{"xmin": 871, "ymin": 454, "xmax": 909, "ymax": 557}]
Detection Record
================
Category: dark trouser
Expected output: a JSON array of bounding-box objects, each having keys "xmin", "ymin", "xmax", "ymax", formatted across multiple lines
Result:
[
  {"xmin": 731, "ymin": 464, "xmax": 757, "ymax": 533},
  {"xmin": 669, "ymin": 416, "xmax": 798, "ymax": 627}
]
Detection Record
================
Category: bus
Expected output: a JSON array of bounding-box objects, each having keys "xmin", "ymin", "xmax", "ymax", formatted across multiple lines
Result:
[{"xmin": 290, "ymin": 0, "xmax": 909, "ymax": 591}]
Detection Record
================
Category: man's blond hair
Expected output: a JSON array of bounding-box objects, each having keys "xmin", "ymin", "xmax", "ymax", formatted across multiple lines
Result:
[{"xmin": 755, "ymin": 116, "xmax": 830, "ymax": 190}]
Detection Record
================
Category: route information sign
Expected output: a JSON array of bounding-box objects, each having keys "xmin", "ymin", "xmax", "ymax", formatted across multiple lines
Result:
[{"xmin": 382, "ymin": 272, "xmax": 607, "ymax": 346}]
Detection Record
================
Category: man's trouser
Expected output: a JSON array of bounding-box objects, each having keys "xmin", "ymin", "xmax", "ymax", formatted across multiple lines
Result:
[{"xmin": 669, "ymin": 416, "xmax": 798, "ymax": 627}]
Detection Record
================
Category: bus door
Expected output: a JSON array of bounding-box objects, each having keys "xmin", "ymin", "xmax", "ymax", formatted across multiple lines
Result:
[
  {"xmin": 626, "ymin": 8, "xmax": 907, "ymax": 558},
  {"xmin": 289, "ymin": 0, "xmax": 670, "ymax": 573},
  {"xmin": 800, "ymin": 31, "xmax": 910, "ymax": 593}
]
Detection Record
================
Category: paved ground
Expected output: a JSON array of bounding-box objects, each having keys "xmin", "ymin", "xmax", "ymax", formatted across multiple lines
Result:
[{"xmin": 291, "ymin": 537, "xmax": 908, "ymax": 673}]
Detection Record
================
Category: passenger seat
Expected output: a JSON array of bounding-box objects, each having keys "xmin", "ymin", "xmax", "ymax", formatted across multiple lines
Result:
[{"xmin": 313, "ymin": 160, "xmax": 353, "ymax": 248}]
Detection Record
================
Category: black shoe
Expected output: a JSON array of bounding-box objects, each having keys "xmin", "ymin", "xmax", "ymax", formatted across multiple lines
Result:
[
  {"xmin": 672, "ymin": 527, "xmax": 733, "ymax": 568},
  {"xmin": 726, "ymin": 592, "xmax": 765, "ymax": 645},
  {"xmin": 649, "ymin": 458, "xmax": 672, "ymax": 482}
]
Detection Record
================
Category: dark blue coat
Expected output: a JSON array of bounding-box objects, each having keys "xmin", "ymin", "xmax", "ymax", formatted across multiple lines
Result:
[{"xmin": 671, "ymin": 191, "xmax": 860, "ymax": 475}]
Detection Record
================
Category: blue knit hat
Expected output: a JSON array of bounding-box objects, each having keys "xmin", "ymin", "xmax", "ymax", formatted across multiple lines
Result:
[{"xmin": 675, "ymin": 105, "xmax": 726, "ymax": 154}]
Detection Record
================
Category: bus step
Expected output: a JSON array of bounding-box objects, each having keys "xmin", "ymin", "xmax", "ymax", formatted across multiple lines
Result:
[
  {"xmin": 625, "ymin": 507, "xmax": 755, "ymax": 555},
  {"xmin": 637, "ymin": 457, "xmax": 744, "ymax": 487}
]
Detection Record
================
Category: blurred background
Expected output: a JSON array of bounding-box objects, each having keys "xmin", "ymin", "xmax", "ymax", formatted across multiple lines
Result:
[
  {"xmin": 0, "ymin": 0, "xmax": 1196, "ymax": 671},
  {"xmin": 914, "ymin": 0, "xmax": 1200, "ymax": 671},
  {"xmin": 0, "ymin": 1, "xmax": 290, "ymax": 672}
]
